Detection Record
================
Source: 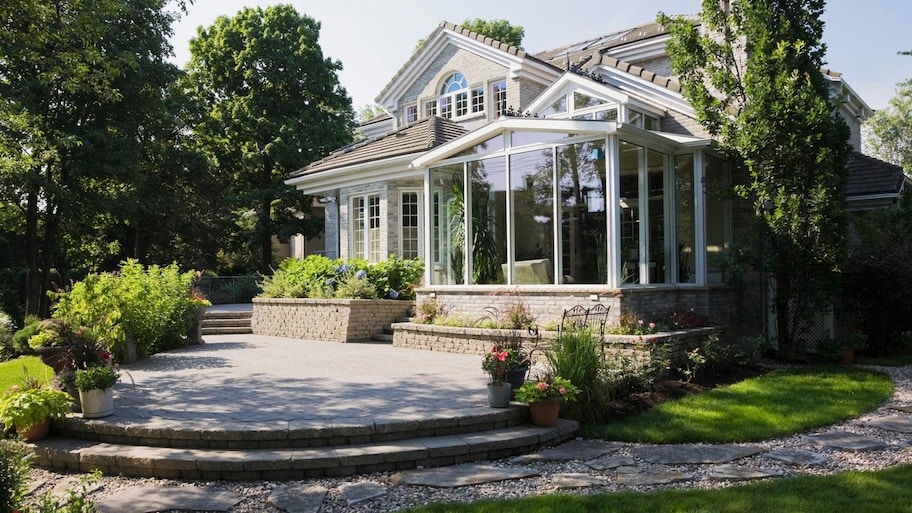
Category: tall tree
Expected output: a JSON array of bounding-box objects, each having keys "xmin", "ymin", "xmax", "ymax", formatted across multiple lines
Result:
[
  {"xmin": 866, "ymin": 79, "xmax": 912, "ymax": 173},
  {"xmin": 0, "ymin": 0, "xmax": 186, "ymax": 316},
  {"xmin": 186, "ymin": 5, "xmax": 355, "ymax": 273},
  {"xmin": 460, "ymin": 18, "xmax": 525, "ymax": 48},
  {"xmin": 659, "ymin": 1, "xmax": 852, "ymax": 358}
]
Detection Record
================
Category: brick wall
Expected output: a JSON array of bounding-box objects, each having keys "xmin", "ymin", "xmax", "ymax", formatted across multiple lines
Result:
[{"xmin": 252, "ymin": 298, "xmax": 414, "ymax": 342}]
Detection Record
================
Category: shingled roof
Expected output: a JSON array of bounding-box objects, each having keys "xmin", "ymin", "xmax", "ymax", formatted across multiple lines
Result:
[
  {"xmin": 846, "ymin": 152, "xmax": 908, "ymax": 197},
  {"xmin": 289, "ymin": 116, "xmax": 467, "ymax": 177}
]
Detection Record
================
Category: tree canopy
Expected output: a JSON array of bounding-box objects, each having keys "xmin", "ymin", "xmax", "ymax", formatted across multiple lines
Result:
[
  {"xmin": 866, "ymin": 79, "xmax": 912, "ymax": 173},
  {"xmin": 186, "ymin": 5, "xmax": 355, "ymax": 273},
  {"xmin": 460, "ymin": 18, "xmax": 525, "ymax": 48},
  {"xmin": 659, "ymin": 0, "xmax": 852, "ymax": 358}
]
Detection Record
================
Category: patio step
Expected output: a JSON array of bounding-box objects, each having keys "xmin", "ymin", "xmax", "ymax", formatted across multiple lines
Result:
[
  {"xmin": 37, "ymin": 408, "xmax": 577, "ymax": 480},
  {"xmin": 32, "ymin": 420, "xmax": 577, "ymax": 480},
  {"xmin": 200, "ymin": 310, "xmax": 252, "ymax": 335}
]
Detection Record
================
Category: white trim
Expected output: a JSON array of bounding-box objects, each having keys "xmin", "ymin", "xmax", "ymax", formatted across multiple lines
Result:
[
  {"xmin": 693, "ymin": 150, "xmax": 706, "ymax": 286},
  {"xmin": 606, "ymin": 135, "xmax": 621, "ymax": 287},
  {"xmin": 398, "ymin": 188, "xmax": 424, "ymax": 260},
  {"xmin": 285, "ymin": 155, "xmax": 419, "ymax": 195}
]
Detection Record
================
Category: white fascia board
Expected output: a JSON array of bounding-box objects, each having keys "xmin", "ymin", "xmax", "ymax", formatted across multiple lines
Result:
[
  {"xmin": 412, "ymin": 118, "xmax": 616, "ymax": 168},
  {"xmin": 593, "ymin": 66, "xmax": 697, "ymax": 118},
  {"xmin": 826, "ymin": 75, "xmax": 874, "ymax": 119},
  {"xmin": 616, "ymin": 124, "xmax": 711, "ymax": 154},
  {"xmin": 285, "ymin": 154, "xmax": 419, "ymax": 195},
  {"xmin": 508, "ymin": 59, "xmax": 562, "ymax": 86},
  {"xmin": 847, "ymin": 192, "xmax": 901, "ymax": 202},
  {"xmin": 526, "ymin": 73, "xmax": 630, "ymax": 113}
]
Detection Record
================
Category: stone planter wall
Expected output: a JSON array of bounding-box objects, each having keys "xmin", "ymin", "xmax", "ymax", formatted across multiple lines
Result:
[
  {"xmin": 252, "ymin": 298, "xmax": 414, "ymax": 342},
  {"xmin": 392, "ymin": 322, "xmax": 720, "ymax": 367}
]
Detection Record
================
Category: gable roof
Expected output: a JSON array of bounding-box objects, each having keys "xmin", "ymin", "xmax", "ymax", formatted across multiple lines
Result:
[
  {"xmin": 846, "ymin": 152, "xmax": 909, "ymax": 198},
  {"xmin": 289, "ymin": 116, "xmax": 467, "ymax": 178},
  {"xmin": 375, "ymin": 21, "xmax": 562, "ymax": 109}
]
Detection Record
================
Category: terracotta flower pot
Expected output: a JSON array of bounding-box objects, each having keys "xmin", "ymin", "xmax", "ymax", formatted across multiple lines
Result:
[
  {"xmin": 528, "ymin": 400, "xmax": 561, "ymax": 427},
  {"xmin": 18, "ymin": 418, "xmax": 51, "ymax": 442}
]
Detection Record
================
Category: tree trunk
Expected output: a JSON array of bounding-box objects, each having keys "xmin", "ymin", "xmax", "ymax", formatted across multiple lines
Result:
[{"xmin": 24, "ymin": 189, "xmax": 41, "ymax": 317}]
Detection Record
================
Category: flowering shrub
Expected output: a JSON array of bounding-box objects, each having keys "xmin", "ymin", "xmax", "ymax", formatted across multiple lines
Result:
[
  {"xmin": 481, "ymin": 346, "xmax": 527, "ymax": 384},
  {"xmin": 609, "ymin": 313, "xmax": 659, "ymax": 336},
  {"xmin": 259, "ymin": 255, "xmax": 423, "ymax": 300},
  {"xmin": 514, "ymin": 375, "xmax": 580, "ymax": 403}
]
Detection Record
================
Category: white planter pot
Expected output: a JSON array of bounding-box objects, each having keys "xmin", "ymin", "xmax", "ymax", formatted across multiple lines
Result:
[{"xmin": 78, "ymin": 388, "xmax": 114, "ymax": 419}]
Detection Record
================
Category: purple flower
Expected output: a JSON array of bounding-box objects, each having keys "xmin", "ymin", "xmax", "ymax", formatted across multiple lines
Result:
[
  {"xmin": 326, "ymin": 278, "xmax": 334, "ymax": 285},
  {"xmin": 356, "ymin": 270, "xmax": 367, "ymax": 279},
  {"xmin": 388, "ymin": 290, "xmax": 399, "ymax": 299},
  {"xmin": 340, "ymin": 263, "xmax": 350, "ymax": 273}
]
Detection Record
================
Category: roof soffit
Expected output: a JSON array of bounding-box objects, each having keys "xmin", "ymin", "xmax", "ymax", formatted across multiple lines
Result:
[{"xmin": 376, "ymin": 22, "xmax": 560, "ymax": 110}]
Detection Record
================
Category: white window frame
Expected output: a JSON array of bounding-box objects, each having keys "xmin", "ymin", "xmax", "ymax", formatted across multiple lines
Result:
[
  {"xmin": 398, "ymin": 188, "xmax": 424, "ymax": 260},
  {"xmin": 350, "ymin": 192, "xmax": 382, "ymax": 262}
]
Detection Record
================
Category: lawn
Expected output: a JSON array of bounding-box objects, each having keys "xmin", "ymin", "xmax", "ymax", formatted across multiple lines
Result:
[
  {"xmin": 0, "ymin": 356, "xmax": 54, "ymax": 392},
  {"xmin": 582, "ymin": 366, "xmax": 893, "ymax": 443},
  {"xmin": 405, "ymin": 465, "xmax": 912, "ymax": 513}
]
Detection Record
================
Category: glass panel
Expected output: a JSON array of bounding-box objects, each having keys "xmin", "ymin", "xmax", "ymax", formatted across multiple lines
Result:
[
  {"xmin": 538, "ymin": 94, "xmax": 567, "ymax": 117},
  {"xmin": 441, "ymin": 72, "xmax": 467, "ymax": 94},
  {"xmin": 644, "ymin": 115, "xmax": 659, "ymax": 131},
  {"xmin": 675, "ymin": 154, "xmax": 696, "ymax": 283},
  {"xmin": 368, "ymin": 195, "xmax": 381, "ymax": 262},
  {"xmin": 559, "ymin": 141, "xmax": 607, "ymax": 284},
  {"xmin": 352, "ymin": 196, "xmax": 365, "ymax": 260},
  {"xmin": 439, "ymin": 96, "xmax": 452, "ymax": 119},
  {"xmin": 510, "ymin": 150, "xmax": 555, "ymax": 284},
  {"xmin": 430, "ymin": 164, "xmax": 464, "ymax": 284},
  {"xmin": 619, "ymin": 140, "xmax": 642, "ymax": 284},
  {"xmin": 596, "ymin": 108, "xmax": 618, "ymax": 121},
  {"xmin": 647, "ymin": 150, "xmax": 667, "ymax": 283},
  {"xmin": 469, "ymin": 157, "xmax": 507, "ymax": 284},
  {"xmin": 493, "ymin": 81, "xmax": 507, "ymax": 117},
  {"xmin": 573, "ymin": 92, "xmax": 608, "ymax": 110},
  {"xmin": 629, "ymin": 110, "xmax": 643, "ymax": 127},
  {"xmin": 471, "ymin": 87, "xmax": 484, "ymax": 113},
  {"xmin": 511, "ymin": 131, "xmax": 571, "ymax": 148},
  {"xmin": 455, "ymin": 91, "xmax": 468, "ymax": 117},
  {"xmin": 401, "ymin": 192, "xmax": 420, "ymax": 259},
  {"xmin": 704, "ymin": 154, "xmax": 729, "ymax": 284},
  {"xmin": 456, "ymin": 133, "xmax": 504, "ymax": 158},
  {"xmin": 424, "ymin": 100, "xmax": 437, "ymax": 118}
]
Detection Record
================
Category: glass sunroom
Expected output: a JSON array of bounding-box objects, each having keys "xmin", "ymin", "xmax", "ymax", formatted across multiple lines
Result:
[{"xmin": 412, "ymin": 117, "xmax": 731, "ymax": 290}]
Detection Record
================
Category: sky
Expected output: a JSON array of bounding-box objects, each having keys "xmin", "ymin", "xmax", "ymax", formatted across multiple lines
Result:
[{"xmin": 167, "ymin": 0, "xmax": 912, "ymax": 112}]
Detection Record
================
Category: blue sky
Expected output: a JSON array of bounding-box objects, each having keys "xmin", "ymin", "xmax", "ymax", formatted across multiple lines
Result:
[{"xmin": 168, "ymin": 0, "xmax": 912, "ymax": 111}]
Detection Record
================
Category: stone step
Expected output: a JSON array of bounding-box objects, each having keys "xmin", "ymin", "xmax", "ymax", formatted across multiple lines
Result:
[
  {"xmin": 33, "ymin": 420, "xmax": 578, "ymax": 480},
  {"xmin": 52, "ymin": 407, "xmax": 530, "ymax": 450},
  {"xmin": 200, "ymin": 318, "xmax": 252, "ymax": 328},
  {"xmin": 200, "ymin": 326, "xmax": 253, "ymax": 335},
  {"xmin": 202, "ymin": 311, "xmax": 253, "ymax": 320},
  {"xmin": 371, "ymin": 333, "xmax": 394, "ymax": 343}
]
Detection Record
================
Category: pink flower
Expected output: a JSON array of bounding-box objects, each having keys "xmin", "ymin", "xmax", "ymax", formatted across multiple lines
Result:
[
  {"xmin": 497, "ymin": 351, "xmax": 508, "ymax": 362},
  {"xmin": 537, "ymin": 382, "xmax": 549, "ymax": 391},
  {"xmin": 558, "ymin": 387, "xmax": 567, "ymax": 395},
  {"xmin": 638, "ymin": 319, "xmax": 644, "ymax": 325},
  {"xmin": 648, "ymin": 322, "xmax": 656, "ymax": 330}
]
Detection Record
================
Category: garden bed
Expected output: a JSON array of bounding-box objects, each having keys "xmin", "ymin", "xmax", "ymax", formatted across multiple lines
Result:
[
  {"xmin": 252, "ymin": 298, "xmax": 414, "ymax": 342},
  {"xmin": 391, "ymin": 322, "xmax": 720, "ymax": 366}
]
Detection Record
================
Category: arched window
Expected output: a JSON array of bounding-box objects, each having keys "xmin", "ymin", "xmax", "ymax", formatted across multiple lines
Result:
[{"xmin": 424, "ymin": 72, "xmax": 485, "ymax": 120}]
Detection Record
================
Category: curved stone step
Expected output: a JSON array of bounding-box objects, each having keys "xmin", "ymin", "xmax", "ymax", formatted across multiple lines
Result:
[
  {"xmin": 51, "ymin": 406, "xmax": 530, "ymax": 449},
  {"xmin": 32, "ymin": 420, "xmax": 578, "ymax": 480}
]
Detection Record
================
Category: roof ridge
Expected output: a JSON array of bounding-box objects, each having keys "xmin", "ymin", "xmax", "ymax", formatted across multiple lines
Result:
[
  {"xmin": 580, "ymin": 52, "xmax": 682, "ymax": 93},
  {"xmin": 440, "ymin": 20, "xmax": 527, "ymax": 58}
]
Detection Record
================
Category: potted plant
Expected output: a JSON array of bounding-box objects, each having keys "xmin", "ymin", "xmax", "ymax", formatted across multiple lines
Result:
[
  {"xmin": 481, "ymin": 346, "xmax": 525, "ymax": 408},
  {"xmin": 821, "ymin": 333, "xmax": 868, "ymax": 364},
  {"xmin": 514, "ymin": 374, "xmax": 580, "ymax": 426},
  {"xmin": 74, "ymin": 366, "xmax": 119, "ymax": 419},
  {"xmin": 0, "ymin": 386, "xmax": 72, "ymax": 441}
]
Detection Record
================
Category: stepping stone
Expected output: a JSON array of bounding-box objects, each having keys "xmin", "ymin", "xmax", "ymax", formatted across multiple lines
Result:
[
  {"xmin": 803, "ymin": 432, "xmax": 887, "ymax": 452},
  {"xmin": 629, "ymin": 444, "xmax": 764, "ymax": 464},
  {"xmin": 96, "ymin": 486, "xmax": 244, "ymax": 513},
  {"xmin": 267, "ymin": 484, "xmax": 327, "ymax": 513},
  {"xmin": 892, "ymin": 406, "xmax": 912, "ymax": 414},
  {"xmin": 586, "ymin": 455, "xmax": 636, "ymax": 470},
  {"xmin": 615, "ymin": 470, "xmax": 693, "ymax": 486},
  {"xmin": 51, "ymin": 476, "xmax": 103, "ymax": 499},
  {"xmin": 765, "ymin": 448, "xmax": 827, "ymax": 466},
  {"xmin": 513, "ymin": 439, "xmax": 622, "ymax": 463},
  {"xmin": 868, "ymin": 416, "xmax": 912, "ymax": 433},
  {"xmin": 709, "ymin": 464, "xmax": 784, "ymax": 481},
  {"xmin": 552, "ymin": 473, "xmax": 610, "ymax": 489},
  {"xmin": 25, "ymin": 478, "xmax": 47, "ymax": 496},
  {"xmin": 391, "ymin": 463, "xmax": 539, "ymax": 488},
  {"xmin": 339, "ymin": 482, "xmax": 386, "ymax": 507}
]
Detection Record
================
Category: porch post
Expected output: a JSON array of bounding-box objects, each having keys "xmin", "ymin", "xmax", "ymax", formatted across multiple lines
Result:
[
  {"xmin": 606, "ymin": 135, "xmax": 621, "ymax": 287},
  {"xmin": 694, "ymin": 149, "xmax": 707, "ymax": 286}
]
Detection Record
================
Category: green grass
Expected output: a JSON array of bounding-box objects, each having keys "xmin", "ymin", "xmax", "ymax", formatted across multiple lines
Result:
[
  {"xmin": 0, "ymin": 356, "xmax": 54, "ymax": 392},
  {"xmin": 582, "ymin": 366, "xmax": 893, "ymax": 443},
  {"xmin": 405, "ymin": 465, "xmax": 912, "ymax": 513}
]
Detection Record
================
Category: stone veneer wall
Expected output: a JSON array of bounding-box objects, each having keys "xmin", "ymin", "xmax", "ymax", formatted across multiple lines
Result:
[
  {"xmin": 252, "ymin": 298, "xmax": 414, "ymax": 342},
  {"xmin": 392, "ymin": 323, "xmax": 719, "ymax": 368}
]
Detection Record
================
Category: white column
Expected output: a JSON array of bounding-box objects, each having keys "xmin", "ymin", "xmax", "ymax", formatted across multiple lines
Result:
[
  {"xmin": 606, "ymin": 135, "xmax": 621, "ymax": 288},
  {"xmin": 694, "ymin": 150, "xmax": 707, "ymax": 286}
]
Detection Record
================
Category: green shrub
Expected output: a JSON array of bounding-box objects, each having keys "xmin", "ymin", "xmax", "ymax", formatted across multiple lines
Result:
[
  {"xmin": 9, "ymin": 317, "xmax": 40, "ymax": 356},
  {"xmin": 545, "ymin": 328, "xmax": 613, "ymax": 422},
  {"xmin": 0, "ymin": 387, "xmax": 72, "ymax": 431},
  {"xmin": 0, "ymin": 439, "xmax": 32, "ymax": 513},
  {"xmin": 74, "ymin": 366, "xmax": 119, "ymax": 391},
  {"xmin": 50, "ymin": 260, "xmax": 207, "ymax": 362},
  {"xmin": 333, "ymin": 276, "xmax": 377, "ymax": 299},
  {"xmin": 259, "ymin": 255, "xmax": 423, "ymax": 300}
]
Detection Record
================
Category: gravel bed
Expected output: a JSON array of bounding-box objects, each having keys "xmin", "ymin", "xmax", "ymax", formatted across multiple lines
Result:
[{"xmin": 25, "ymin": 365, "xmax": 912, "ymax": 512}]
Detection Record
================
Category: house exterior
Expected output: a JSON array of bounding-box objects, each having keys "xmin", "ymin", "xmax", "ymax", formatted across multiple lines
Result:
[{"xmin": 285, "ymin": 19, "xmax": 905, "ymax": 328}]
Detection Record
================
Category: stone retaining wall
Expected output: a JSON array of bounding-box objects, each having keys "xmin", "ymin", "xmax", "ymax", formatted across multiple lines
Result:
[
  {"xmin": 252, "ymin": 298, "xmax": 414, "ymax": 342},
  {"xmin": 392, "ymin": 322, "xmax": 720, "ymax": 367}
]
